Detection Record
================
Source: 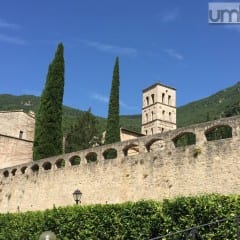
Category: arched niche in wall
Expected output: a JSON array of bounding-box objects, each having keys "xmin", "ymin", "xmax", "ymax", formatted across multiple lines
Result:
[
  {"xmin": 21, "ymin": 166, "xmax": 27, "ymax": 174},
  {"xmin": 31, "ymin": 164, "xmax": 39, "ymax": 173},
  {"xmin": 3, "ymin": 170, "xmax": 9, "ymax": 178},
  {"xmin": 103, "ymin": 148, "xmax": 117, "ymax": 160},
  {"xmin": 145, "ymin": 138, "xmax": 165, "ymax": 152},
  {"xmin": 11, "ymin": 168, "xmax": 17, "ymax": 176},
  {"xmin": 86, "ymin": 152, "xmax": 97, "ymax": 163},
  {"xmin": 69, "ymin": 155, "xmax": 81, "ymax": 166},
  {"xmin": 42, "ymin": 162, "xmax": 52, "ymax": 171},
  {"xmin": 123, "ymin": 143, "xmax": 139, "ymax": 156},
  {"xmin": 55, "ymin": 159, "xmax": 65, "ymax": 169},
  {"xmin": 205, "ymin": 124, "xmax": 232, "ymax": 141},
  {"xmin": 172, "ymin": 132, "xmax": 196, "ymax": 147}
]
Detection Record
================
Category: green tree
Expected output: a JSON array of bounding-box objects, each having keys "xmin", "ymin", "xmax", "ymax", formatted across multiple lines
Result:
[
  {"xmin": 105, "ymin": 57, "xmax": 120, "ymax": 145},
  {"xmin": 65, "ymin": 109, "xmax": 100, "ymax": 153},
  {"xmin": 33, "ymin": 43, "xmax": 65, "ymax": 160}
]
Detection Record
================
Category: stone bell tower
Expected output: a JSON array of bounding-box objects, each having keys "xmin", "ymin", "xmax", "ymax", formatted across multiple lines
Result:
[{"xmin": 141, "ymin": 82, "xmax": 176, "ymax": 135}]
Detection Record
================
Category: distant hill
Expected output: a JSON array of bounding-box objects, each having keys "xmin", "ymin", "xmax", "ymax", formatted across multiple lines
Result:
[
  {"xmin": 0, "ymin": 94, "xmax": 85, "ymax": 134},
  {"xmin": 177, "ymin": 82, "xmax": 240, "ymax": 127},
  {"xmin": 1, "ymin": 82, "xmax": 240, "ymax": 134},
  {"xmin": 0, "ymin": 94, "xmax": 141, "ymax": 134}
]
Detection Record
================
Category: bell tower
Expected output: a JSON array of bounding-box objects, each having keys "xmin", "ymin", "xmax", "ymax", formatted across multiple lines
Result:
[{"xmin": 141, "ymin": 82, "xmax": 176, "ymax": 135}]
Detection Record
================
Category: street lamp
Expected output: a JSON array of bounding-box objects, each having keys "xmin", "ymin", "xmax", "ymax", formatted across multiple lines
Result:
[
  {"xmin": 73, "ymin": 189, "xmax": 82, "ymax": 204},
  {"xmin": 39, "ymin": 231, "xmax": 56, "ymax": 240}
]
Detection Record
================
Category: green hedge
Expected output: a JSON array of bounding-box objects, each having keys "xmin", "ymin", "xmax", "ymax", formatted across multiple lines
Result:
[{"xmin": 1, "ymin": 194, "xmax": 240, "ymax": 239}]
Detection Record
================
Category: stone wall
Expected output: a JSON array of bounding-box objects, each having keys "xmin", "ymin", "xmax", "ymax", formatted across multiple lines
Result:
[
  {"xmin": 0, "ymin": 135, "xmax": 33, "ymax": 169},
  {"xmin": 0, "ymin": 110, "xmax": 35, "ymax": 141},
  {"xmin": 0, "ymin": 116, "xmax": 240, "ymax": 213},
  {"xmin": 0, "ymin": 110, "xmax": 34, "ymax": 169}
]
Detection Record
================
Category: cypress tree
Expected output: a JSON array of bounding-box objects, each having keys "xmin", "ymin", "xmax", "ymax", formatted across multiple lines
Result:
[
  {"xmin": 33, "ymin": 43, "xmax": 65, "ymax": 160},
  {"xmin": 105, "ymin": 57, "xmax": 120, "ymax": 145}
]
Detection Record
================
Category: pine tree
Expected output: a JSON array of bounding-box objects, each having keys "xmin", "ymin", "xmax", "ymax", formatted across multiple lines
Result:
[
  {"xmin": 33, "ymin": 43, "xmax": 65, "ymax": 160},
  {"xmin": 65, "ymin": 109, "xmax": 100, "ymax": 153},
  {"xmin": 105, "ymin": 57, "xmax": 120, "ymax": 145}
]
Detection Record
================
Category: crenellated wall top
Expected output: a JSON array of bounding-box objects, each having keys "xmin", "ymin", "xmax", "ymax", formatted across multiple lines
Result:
[{"xmin": 0, "ymin": 116, "xmax": 239, "ymax": 180}]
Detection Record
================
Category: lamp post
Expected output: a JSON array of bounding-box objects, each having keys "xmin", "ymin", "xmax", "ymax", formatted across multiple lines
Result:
[
  {"xmin": 39, "ymin": 231, "xmax": 56, "ymax": 240},
  {"xmin": 73, "ymin": 189, "xmax": 82, "ymax": 204}
]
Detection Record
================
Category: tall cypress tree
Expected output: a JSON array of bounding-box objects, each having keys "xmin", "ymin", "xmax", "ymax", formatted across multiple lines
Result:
[
  {"xmin": 33, "ymin": 43, "xmax": 65, "ymax": 160},
  {"xmin": 105, "ymin": 57, "xmax": 120, "ymax": 145}
]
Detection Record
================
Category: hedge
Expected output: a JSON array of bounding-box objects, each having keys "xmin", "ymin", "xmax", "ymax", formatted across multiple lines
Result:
[{"xmin": 0, "ymin": 194, "xmax": 240, "ymax": 239}]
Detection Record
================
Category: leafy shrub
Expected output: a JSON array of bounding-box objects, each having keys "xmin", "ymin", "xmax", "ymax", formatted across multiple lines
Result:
[{"xmin": 0, "ymin": 194, "xmax": 240, "ymax": 239}]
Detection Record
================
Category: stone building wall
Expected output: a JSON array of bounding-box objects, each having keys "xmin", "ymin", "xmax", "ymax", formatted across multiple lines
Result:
[
  {"xmin": 0, "ymin": 116, "xmax": 239, "ymax": 213},
  {"xmin": 0, "ymin": 136, "xmax": 33, "ymax": 169},
  {"xmin": 0, "ymin": 110, "xmax": 35, "ymax": 141},
  {"xmin": 0, "ymin": 110, "xmax": 34, "ymax": 169}
]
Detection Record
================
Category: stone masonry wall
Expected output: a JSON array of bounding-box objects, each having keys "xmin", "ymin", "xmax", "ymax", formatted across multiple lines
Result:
[
  {"xmin": 0, "ymin": 116, "xmax": 240, "ymax": 213},
  {"xmin": 0, "ymin": 110, "xmax": 35, "ymax": 141},
  {"xmin": 0, "ymin": 110, "xmax": 34, "ymax": 169},
  {"xmin": 0, "ymin": 135, "xmax": 33, "ymax": 169}
]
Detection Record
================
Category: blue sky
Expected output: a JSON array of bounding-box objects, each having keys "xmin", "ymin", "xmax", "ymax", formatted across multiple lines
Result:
[{"xmin": 0, "ymin": 0, "xmax": 240, "ymax": 117}]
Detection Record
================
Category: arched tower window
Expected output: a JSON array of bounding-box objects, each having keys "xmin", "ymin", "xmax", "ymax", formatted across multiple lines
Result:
[
  {"xmin": 151, "ymin": 111, "xmax": 154, "ymax": 121},
  {"xmin": 162, "ymin": 93, "xmax": 165, "ymax": 103},
  {"xmin": 168, "ymin": 95, "xmax": 171, "ymax": 105},
  {"xmin": 162, "ymin": 110, "xmax": 165, "ymax": 120},
  {"xmin": 146, "ymin": 113, "xmax": 148, "ymax": 123},
  {"xmin": 169, "ymin": 112, "xmax": 172, "ymax": 121},
  {"xmin": 146, "ymin": 96, "xmax": 149, "ymax": 106},
  {"xmin": 151, "ymin": 94, "xmax": 155, "ymax": 104}
]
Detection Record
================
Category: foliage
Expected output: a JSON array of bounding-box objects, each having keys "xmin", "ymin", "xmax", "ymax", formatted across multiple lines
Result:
[
  {"xmin": 193, "ymin": 147, "xmax": 201, "ymax": 158},
  {"xmin": 0, "ymin": 94, "xmax": 141, "ymax": 134},
  {"xmin": 1, "ymin": 82, "xmax": 240, "ymax": 138},
  {"xmin": 173, "ymin": 132, "xmax": 196, "ymax": 147},
  {"xmin": 177, "ymin": 81, "xmax": 240, "ymax": 127},
  {"xmin": 119, "ymin": 115, "xmax": 141, "ymax": 133},
  {"xmin": 159, "ymin": 194, "xmax": 240, "ymax": 239},
  {"xmin": 33, "ymin": 43, "xmax": 65, "ymax": 160},
  {"xmin": 105, "ymin": 57, "xmax": 120, "ymax": 146},
  {"xmin": 65, "ymin": 109, "xmax": 100, "ymax": 153},
  {"xmin": 205, "ymin": 125, "xmax": 232, "ymax": 141},
  {"xmin": 1, "ymin": 195, "xmax": 240, "ymax": 239}
]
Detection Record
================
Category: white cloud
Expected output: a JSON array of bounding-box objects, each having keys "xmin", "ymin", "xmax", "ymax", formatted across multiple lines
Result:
[
  {"xmin": 159, "ymin": 9, "xmax": 178, "ymax": 23},
  {"xmin": 82, "ymin": 40, "xmax": 138, "ymax": 57},
  {"xmin": 91, "ymin": 93, "xmax": 109, "ymax": 103},
  {"xmin": 120, "ymin": 100, "xmax": 138, "ymax": 110},
  {"xmin": 164, "ymin": 48, "xmax": 184, "ymax": 61},
  {"xmin": 91, "ymin": 93, "xmax": 137, "ymax": 110},
  {"xmin": 0, "ymin": 33, "xmax": 26, "ymax": 45},
  {"xmin": 0, "ymin": 19, "xmax": 21, "ymax": 30},
  {"xmin": 0, "ymin": 19, "xmax": 25, "ymax": 45}
]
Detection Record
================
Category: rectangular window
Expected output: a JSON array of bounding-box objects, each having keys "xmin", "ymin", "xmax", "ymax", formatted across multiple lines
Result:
[{"xmin": 19, "ymin": 130, "xmax": 23, "ymax": 139}]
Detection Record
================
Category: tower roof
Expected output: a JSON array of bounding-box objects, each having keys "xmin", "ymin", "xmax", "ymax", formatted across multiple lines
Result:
[{"xmin": 142, "ymin": 82, "xmax": 176, "ymax": 93}]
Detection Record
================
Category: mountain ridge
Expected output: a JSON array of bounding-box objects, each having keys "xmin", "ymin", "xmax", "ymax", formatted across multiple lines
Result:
[{"xmin": 1, "ymin": 82, "xmax": 240, "ymax": 134}]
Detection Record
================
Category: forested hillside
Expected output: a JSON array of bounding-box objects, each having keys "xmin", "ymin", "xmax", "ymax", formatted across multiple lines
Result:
[
  {"xmin": 1, "ymin": 82, "xmax": 240, "ymax": 134},
  {"xmin": 177, "ymin": 82, "xmax": 240, "ymax": 127}
]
